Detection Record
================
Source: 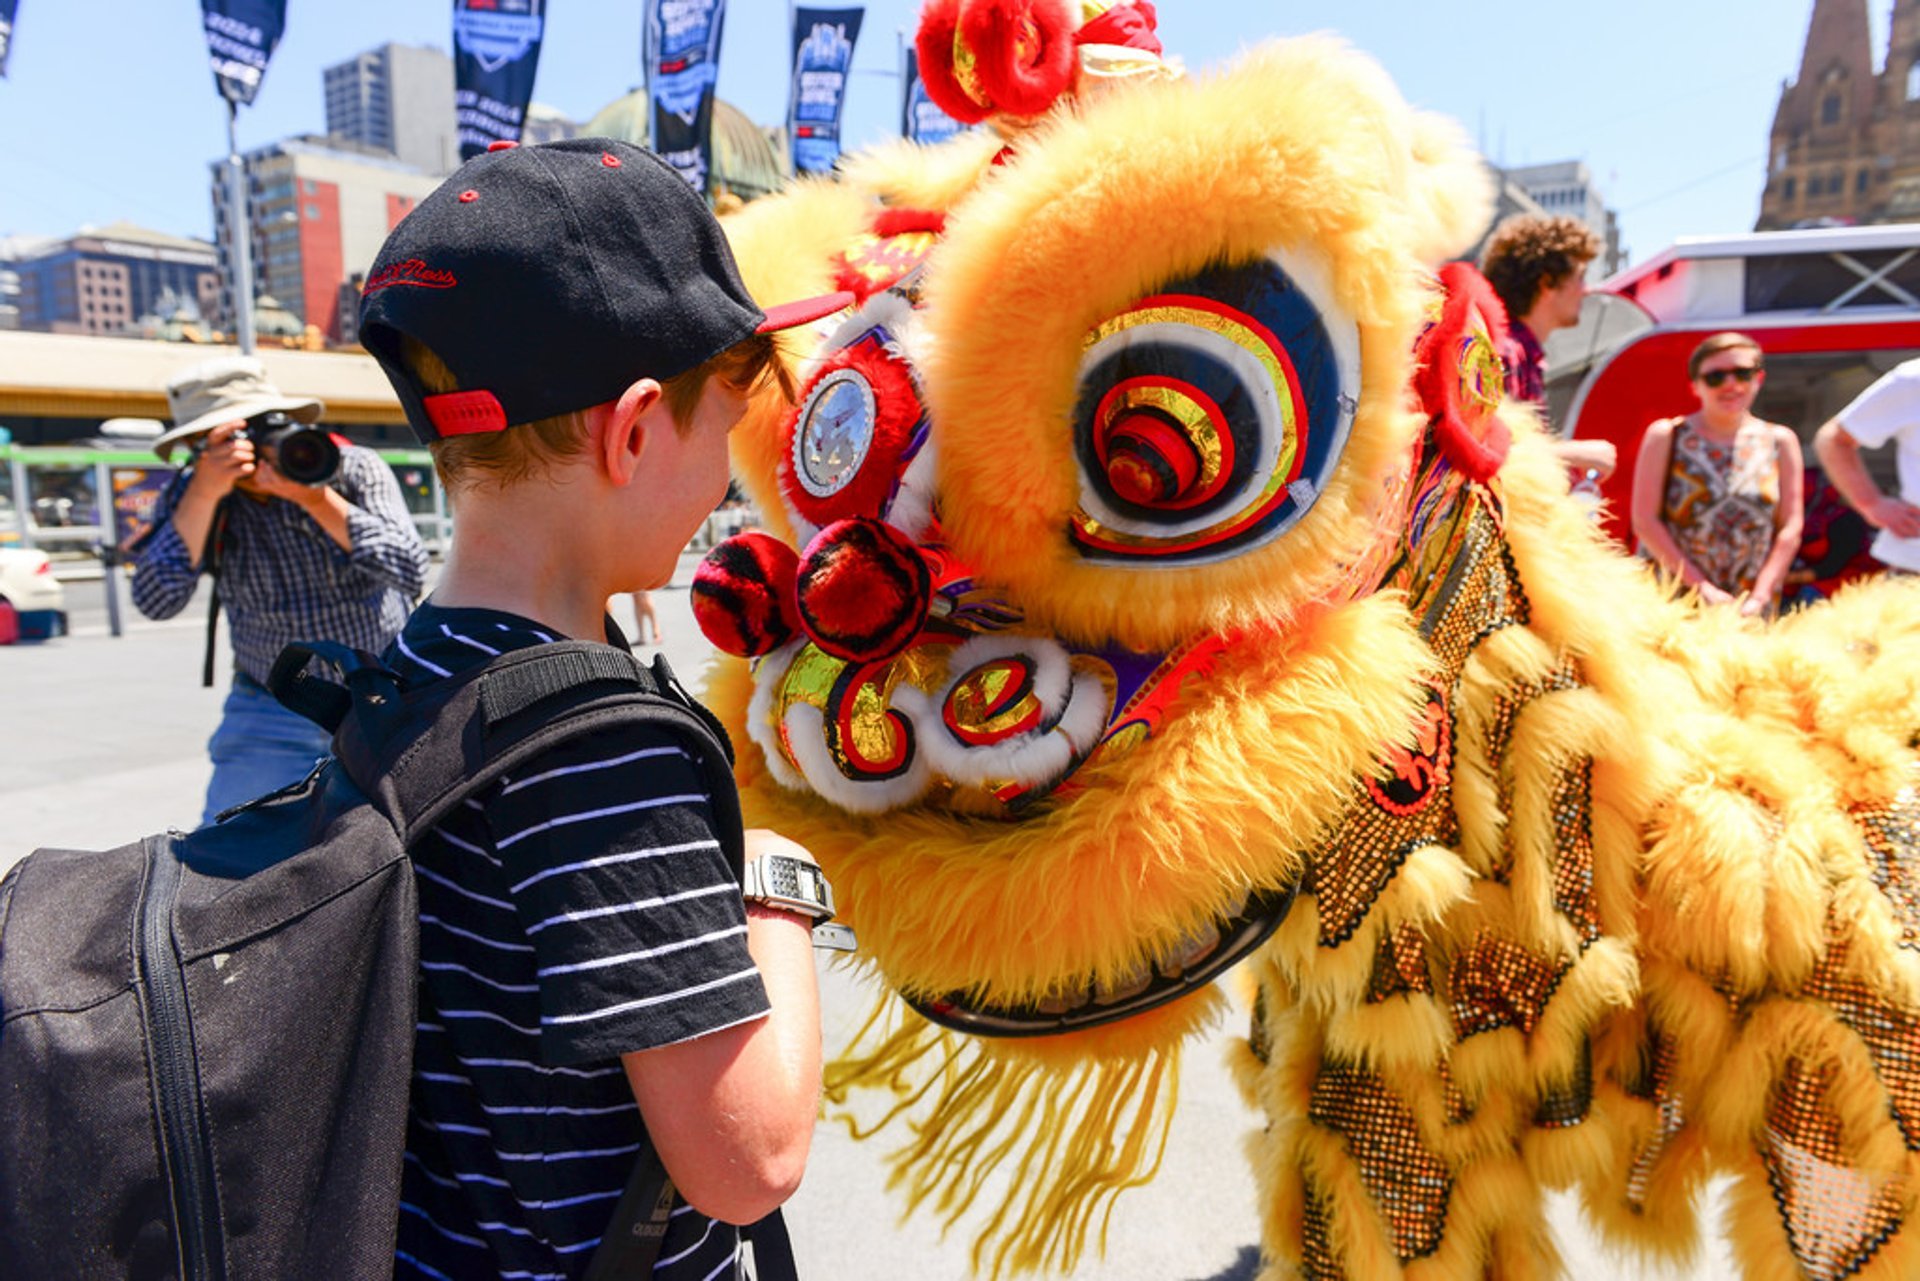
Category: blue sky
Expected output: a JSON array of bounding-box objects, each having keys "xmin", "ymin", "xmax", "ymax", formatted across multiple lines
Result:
[{"xmin": 0, "ymin": 1, "xmax": 1876, "ymax": 269}]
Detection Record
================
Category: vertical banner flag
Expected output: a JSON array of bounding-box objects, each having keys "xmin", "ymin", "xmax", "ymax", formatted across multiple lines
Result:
[
  {"xmin": 901, "ymin": 44, "xmax": 963, "ymax": 145},
  {"xmin": 200, "ymin": 0, "xmax": 288, "ymax": 106},
  {"xmin": 788, "ymin": 7, "xmax": 862, "ymax": 176},
  {"xmin": 0, "ymin": 0, "xmax": 18, "ymax": 79},
  {"xmin": 453, "ymin": 0, "xmax": 546, "ymax": 161},
  {"xmin": 643, "ymin": 0, "xmax": 727, "ymax": 194}
]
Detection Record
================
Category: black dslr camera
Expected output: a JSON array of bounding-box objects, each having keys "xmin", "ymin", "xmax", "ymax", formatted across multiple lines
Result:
[{"xmin": 193, "ymin": 410, "xmax": 341, "ymax": 486}]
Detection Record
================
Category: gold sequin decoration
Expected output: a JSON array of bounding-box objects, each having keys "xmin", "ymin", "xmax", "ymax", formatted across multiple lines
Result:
[
  {"xmin": 1550, "ymin": 758, "xmax": 1603, "ymax": 942},
  {"xmin": 1449, "ymin": 932, "xmax": 1567, "ymax": 1040},
  {"xmin": 1854, "ymin": 782, "xmax": 1920, "ymax": 951},
  {"xmin": 1307, "ymin": 504, "xmax": 1536, "ymax": 947},
  {"xmin": 1802, "ymin": 944, "xmax": 1920, "ymax": 1152},
  {"xmin": 1762, "ymin": 1057, "xmax": 1905, "ymax": 1280},
  {"xmin": 1367, "ymin": 922, "xmax": 1434, "ymax": 1003},
  {"xmin": 1624, "ymin": 1032, "xmax": 1683, "ymax": 1212},
  {"xmin": 1534, "ymin": 1039, "xmax": 1593, "ymax": 1129},
  {"xmin": 1483, "ymin": 656, "xmax": 1583, "ymax": 885},
  {"xmin": 1299, "ymin": 1190, "xmax": 1345, "ymax": 1281},
  {"xmin": 1308, "ymin": 1064, "xmax": 1452, "ymax": 1263}
]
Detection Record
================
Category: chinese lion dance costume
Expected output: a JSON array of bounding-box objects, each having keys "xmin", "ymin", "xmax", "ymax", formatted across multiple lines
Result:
[{"xmin": 691, "ymin": 4, "xmax": 1920, "ymax": 1277}]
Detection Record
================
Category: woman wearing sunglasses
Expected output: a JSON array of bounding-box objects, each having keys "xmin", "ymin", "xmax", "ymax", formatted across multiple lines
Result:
[{"xmin": 1630, "ymin": 331, "xmax": 1804, "ymax": 616}]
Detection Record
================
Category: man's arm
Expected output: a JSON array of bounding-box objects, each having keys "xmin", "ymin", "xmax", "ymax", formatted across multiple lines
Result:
[
  {"xmin": 1551, "ymin": 437, "xmax": 1617, "ymax": 481},
  {"xmin": 250, "ymin": 448, "xmax": 429, "ymax": 594},
  {"xmin": 1813, "ymin": 418, "xmax": 1920, "ymax": 538},
  {"xmin": 129, "ymin": 428, "xmax": 255, "ymax": 620}
]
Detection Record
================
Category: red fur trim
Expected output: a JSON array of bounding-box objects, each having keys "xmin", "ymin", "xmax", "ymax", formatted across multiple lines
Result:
[
  {"xmin": 914, "ymin": 0, "xmax": 991, "ymax": 124},
  {"xmin": 956, "ymin": 0, "xmax": 1078, "ymax": 119},
  {"xmin": 871, "ymin": 207, "xmax": 947, "ymax": 237},
  {"xmin": 1076, "ymin": 1, "xmax": 1161, "ymax": 54},
  {"xmin": 1415, "ymin": 261, "xmax": 1512, "ymax": 483}
]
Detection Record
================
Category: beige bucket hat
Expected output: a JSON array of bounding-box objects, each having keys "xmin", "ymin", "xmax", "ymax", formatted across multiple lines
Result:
[{"xmin": 154, "ymin": 356, "xmax": 324, "ymax": 462}]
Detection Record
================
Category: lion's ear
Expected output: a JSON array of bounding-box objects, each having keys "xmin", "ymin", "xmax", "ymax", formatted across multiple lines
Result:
[{"xmin": 1402, "ymin": 110, "xmax": 1495, "ymax": 267}]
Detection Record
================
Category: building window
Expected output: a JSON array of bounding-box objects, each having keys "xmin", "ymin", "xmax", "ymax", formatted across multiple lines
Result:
[
  {"xmin": 1859, "ymin": 169, "xmax": 1871, "ymax": 194},
  {"xmin": 1823, "ymin": 93, "xmax": 1842, "ymax": 125},
  {"xmin": 305, "ymin": 204, "xmax": 320, "ymax": 220},
  {"xmin": 1910, "ymin": 61, "xmax": 1920, "ymax": 100},
  {"xmin": 1785, "ymin": 176, "xmax": 1797, "ymax": 200}
]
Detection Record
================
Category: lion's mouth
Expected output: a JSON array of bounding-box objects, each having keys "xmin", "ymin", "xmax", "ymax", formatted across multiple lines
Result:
[{"xmin": 902, "ymin": 882, "xmax": 1298, "ymax": 1037}]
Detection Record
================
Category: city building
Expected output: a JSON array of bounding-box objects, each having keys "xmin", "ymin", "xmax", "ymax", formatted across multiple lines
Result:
[
  {"xmin": 323, "ymin": 43, "xmax": 458, "ymax": 176},
  {"xmin": 521, "ymin": 102, "xmax": 581, "ymax": 147},
  {"xmin": 12, "ymin": 224, "xmax": 222, "ymax": 337},
  {"xmin": 1499, "ymin": 160, "xmax": 1626, "ymax": 279},
  {"xmin": 581, "ymin": 90, "xmax": 787, "ymax": 203},
  {"xmin": 1759, "ymin": 0, "xmax": 1920, "ymax": 228},
  {"xmin": 210, "ymin": 136, "xmax": 440, "ymax": 344}
]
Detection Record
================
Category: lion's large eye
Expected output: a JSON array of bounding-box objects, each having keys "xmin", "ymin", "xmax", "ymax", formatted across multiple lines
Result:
[{"xmin": 1069, "ymin": 251, "xmax": 1360, "ymax": 565}]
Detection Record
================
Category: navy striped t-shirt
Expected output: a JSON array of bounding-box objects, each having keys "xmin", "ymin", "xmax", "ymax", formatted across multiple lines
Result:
[{"xmin": 387, "ymin": 604, "xmax": 770, "ymax": 1280}]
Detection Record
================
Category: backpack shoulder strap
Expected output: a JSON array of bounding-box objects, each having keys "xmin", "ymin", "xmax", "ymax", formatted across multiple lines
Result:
[{"xmin": 289, "ymin": 641, "xmax": 744, "ymax": 876}]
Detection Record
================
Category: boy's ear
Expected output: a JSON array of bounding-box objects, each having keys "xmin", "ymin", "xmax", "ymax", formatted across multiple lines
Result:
[{"xmin": 602, "ymin": 378, "xmax": 665, "ymax": 487}]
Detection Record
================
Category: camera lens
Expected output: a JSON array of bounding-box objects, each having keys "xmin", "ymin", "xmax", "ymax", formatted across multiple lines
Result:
[{"xmin": 249, "ymin": 412, "xmax": 341, "ymax": 486}]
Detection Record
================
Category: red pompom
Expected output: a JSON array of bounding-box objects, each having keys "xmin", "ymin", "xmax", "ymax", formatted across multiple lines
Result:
[
  {"xmin": 795, "ymin": 519, "xmax": 932, "ymax": 664},
  {"xmin": 692, "ymin": 532, "xmax": 801, "ymax": 658},
  {"xmin": 914, "ymin": 0, "xmax": 990, "ymax": 125},
  {"xmin": 916, "ymin": 0, "xmax": 1078, "ymax": 123},
  {"xmin": 1075, "ymin": 1, "xmax": 1161, "ymax": 54},
  {"xmin": 1415, "ymin": 261, "xmax": 1513, "ymax": 483},
  {"xmin": 957, "ymin": 0, "xmax": 1079, "ymax": 118}
]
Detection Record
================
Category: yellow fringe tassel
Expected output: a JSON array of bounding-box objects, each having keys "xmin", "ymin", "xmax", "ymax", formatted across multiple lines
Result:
[{"xmin": 824, "ymin": 994, "xmax": 1181, "ymax": 1278}]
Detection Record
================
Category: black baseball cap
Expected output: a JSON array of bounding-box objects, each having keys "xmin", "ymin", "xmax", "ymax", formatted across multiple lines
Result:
[{"xmin": 358, "ymin": 137, "xmax": 851, "ymax": 444}]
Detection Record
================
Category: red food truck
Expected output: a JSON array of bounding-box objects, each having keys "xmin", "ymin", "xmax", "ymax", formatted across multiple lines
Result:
[{"xmin": 1546, "ymin": 223, "xmax": 1920, "ymax": 597}]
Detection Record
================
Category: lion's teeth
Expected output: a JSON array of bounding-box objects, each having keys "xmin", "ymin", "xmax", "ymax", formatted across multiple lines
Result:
[
  {"xmin": 1033, "ymin": 979, "xmax": 1092, "ymax": 1015},
  {"xmin": 1093, "ymin": 966, "xmax": 1153, "ymax": 1005}
]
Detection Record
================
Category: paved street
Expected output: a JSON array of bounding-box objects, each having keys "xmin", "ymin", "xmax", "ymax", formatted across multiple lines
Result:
[{"xmin": 4, "ymin": 557, "xmax": 1734, "ymax": 1280}]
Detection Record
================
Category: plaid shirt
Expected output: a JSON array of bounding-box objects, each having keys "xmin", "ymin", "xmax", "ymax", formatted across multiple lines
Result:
[
  {"xmin": 131, "ymin": 445, "xmax": 428, "ymax": 685},
  {"xmin": 1500, "ymin": 320, "xmax": 1547, "ymax": 410}
]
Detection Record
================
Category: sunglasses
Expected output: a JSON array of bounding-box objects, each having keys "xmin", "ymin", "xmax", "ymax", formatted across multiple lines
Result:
[{"xmin": 1700, "ymin": 366, "xmax": 1762, "ymax": 389}]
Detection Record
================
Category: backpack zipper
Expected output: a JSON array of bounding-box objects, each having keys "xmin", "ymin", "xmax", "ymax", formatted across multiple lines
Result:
[{"xmin": 137, "ymin": 837, "xmax": 223, "ymax": 1281}]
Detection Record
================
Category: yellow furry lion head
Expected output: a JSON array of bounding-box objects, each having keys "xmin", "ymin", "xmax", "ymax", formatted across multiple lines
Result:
[{"xmin": 700, "ymin": 36, "xmax": 1493, "ymax": 1053}]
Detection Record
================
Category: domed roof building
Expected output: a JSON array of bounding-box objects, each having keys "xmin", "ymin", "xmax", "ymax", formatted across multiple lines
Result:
[{"xmin": 581, "ymin": 91, "xmax": 788, "ymax": 204}]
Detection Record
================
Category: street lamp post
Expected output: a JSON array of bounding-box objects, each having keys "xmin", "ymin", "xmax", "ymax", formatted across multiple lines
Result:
[{"xmin": 225, "ymin": 102, "xmax": 255, "ymax": 356}]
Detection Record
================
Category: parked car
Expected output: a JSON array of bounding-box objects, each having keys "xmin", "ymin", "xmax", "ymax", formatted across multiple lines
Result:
[{"xmin": 0, "ymin": 547, "xmax": 68, "ymax": 640}]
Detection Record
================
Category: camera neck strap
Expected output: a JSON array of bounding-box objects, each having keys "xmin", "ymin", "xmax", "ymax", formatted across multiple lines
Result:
[{"xmin": 200, "ymin": 496, "xmax": 232, "ymax": 690}]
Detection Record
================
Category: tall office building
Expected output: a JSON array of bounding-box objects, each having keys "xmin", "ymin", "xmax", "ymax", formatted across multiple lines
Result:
[
  {"xmin": 13, "ymin": 225, "xmax": 221, "ymax": 336},
  {"xmin": 323, "ymin": 43, "xmax": 457, "ymax": 176},
  {"xmin": 211, "ymin": 136, "xmax": 441, "ymax": 343}
]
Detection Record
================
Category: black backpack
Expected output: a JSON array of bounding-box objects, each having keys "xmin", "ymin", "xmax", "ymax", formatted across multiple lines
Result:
[{"xmin": 0, "ymin": 639, "xmax": 745, "ymax": 1279}]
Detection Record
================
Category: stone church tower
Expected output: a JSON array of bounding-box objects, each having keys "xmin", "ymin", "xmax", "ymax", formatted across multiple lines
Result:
[{"xmin": 1759, "ymin": 0, "xmax": 1920, "ymax": 228}]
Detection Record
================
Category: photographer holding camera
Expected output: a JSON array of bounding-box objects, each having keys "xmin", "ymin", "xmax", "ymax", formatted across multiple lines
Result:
[{"xmin": 133, "ymin": 356, "xmax": 428, "ymax": 828}]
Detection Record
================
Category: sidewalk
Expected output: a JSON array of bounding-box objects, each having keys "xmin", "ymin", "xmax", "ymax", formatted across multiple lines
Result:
[{"xmin": 0, "ymin": 559, "xmax": 1733, "ymax": 1280}]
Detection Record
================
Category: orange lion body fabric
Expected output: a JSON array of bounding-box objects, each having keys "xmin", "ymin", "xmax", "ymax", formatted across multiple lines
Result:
[{"xmin": 701, "ymin": 26, "xmax": 1920, "ymax": 1281}]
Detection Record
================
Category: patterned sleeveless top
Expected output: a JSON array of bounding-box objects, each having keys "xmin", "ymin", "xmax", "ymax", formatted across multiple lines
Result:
[{"xmin": 1659, "ymin": 416, "xmax": 1781, "ymax": 597}]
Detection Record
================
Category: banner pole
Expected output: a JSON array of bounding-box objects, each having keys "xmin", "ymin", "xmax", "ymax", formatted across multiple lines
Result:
[{"xmin": 224, "ymin": 101, "xmax": 256, "ymax": 356}]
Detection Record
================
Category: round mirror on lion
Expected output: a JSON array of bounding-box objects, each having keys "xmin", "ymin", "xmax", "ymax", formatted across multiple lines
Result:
[{"xmin": 698, "ymin": 3, "xmax": 1920, "ymax": 1278}]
